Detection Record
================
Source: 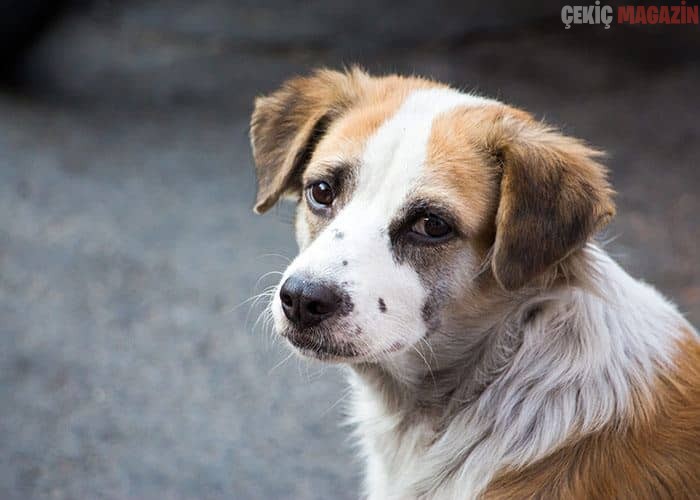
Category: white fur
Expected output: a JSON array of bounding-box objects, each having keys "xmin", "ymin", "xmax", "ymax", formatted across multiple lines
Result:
[{"xmin": 349, "ymin": 246, "xmax": 688, "ymax": 499}]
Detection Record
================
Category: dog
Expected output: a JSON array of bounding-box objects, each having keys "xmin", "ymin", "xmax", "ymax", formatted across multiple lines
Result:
[{"xmin": 249, "ymin": 67, "xmax": 700, "ymax": 499}]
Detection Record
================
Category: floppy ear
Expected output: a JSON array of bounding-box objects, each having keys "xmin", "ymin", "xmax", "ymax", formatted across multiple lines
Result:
[
  {"xmin": 488, "ymin": 112, "xmax": 615, "ymax": 291},
  {"xmin": 249, "ymin": 67, "xmax": 367, "ymax": 214}
]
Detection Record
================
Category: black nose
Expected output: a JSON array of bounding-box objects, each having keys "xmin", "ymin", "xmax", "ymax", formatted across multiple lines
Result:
[{"xmin": 279, "ymin": 276, "xmax": 341, "ymax": 328}]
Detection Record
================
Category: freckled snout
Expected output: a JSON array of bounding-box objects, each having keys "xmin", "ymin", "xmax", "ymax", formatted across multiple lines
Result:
[{"xmin": 279, "ymin": 276, "xmax": 343, "ymax": 328}]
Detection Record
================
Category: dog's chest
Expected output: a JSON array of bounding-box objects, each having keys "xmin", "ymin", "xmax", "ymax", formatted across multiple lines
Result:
[
  {"xmin": 350, "ymin": 384, "xmax": 434, "ymax": 498},
  {"xmin": 348, "ymin": 373, "xmax": 493, "ymax": 499}
]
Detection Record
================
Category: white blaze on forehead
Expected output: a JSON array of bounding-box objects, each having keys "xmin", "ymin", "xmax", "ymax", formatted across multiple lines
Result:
[{"xmin": 355, "ymin": 88, "xmax": 499, "ymax": 213}]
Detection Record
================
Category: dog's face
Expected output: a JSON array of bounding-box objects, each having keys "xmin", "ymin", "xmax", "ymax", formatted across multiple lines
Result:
[{"xmin": 250, "ymin": 68, "xmax": 614, "ymax": 363}]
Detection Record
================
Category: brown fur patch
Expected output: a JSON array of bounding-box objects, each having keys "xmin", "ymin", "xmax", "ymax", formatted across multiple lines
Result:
[
  {"xmin": 424, "ymin": 106, "xmax": 505, "ymax": 253},
  {"xmin": 424, "ymin": 104, "xmax": 615, "ymax": 289},
  {"xmin": 483, "ymin": 328, "xmax": 700, "ymax": 499},
  {"xmin": 250, "ymin": 67, "xmax": 367, "ymax": 213},
  {"xmin": 310, "ymin": 75, "xmax": 438, "ymax": 165},
  {"xmin": 426, "ymin": 105, "xmax": 616, "ymax": 290},
  {"xmin": 250, "ymin": 68, "xmax": 442, "ymax": 214},
  {"xmin": 489, "ymin": 112, "xmax": 616, "ymax": 290}
]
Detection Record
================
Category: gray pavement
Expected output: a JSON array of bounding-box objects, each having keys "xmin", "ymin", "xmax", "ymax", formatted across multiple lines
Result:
[{"xmin": 1, "ymin": 2, "xmax": 699, "ymax": 499}]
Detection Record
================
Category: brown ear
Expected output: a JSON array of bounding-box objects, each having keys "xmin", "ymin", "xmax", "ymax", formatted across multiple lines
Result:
[
  {"xmin": 249, "ymin": 67, "xmax": 367, "ymax": 214},
  {"xmin": 489, "ymin": 113, "xmax": 615, "ymax": 290}
]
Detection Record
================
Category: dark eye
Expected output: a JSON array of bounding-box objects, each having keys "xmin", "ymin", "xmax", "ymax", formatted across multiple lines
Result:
[
  {"xmin": 411, "ymin": 214, "xmax": 453, "ymax": 240},
  {"xmin": 306, "ymin": 181, "xmax": 334, "ymax": 210}
]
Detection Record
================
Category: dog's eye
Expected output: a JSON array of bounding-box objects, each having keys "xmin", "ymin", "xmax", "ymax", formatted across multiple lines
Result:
[
  {"xmin": 410, "ymin": 214, "xmax": 453, "ymax": 240},
  {"xmin": 306, "ymin": 181, "xmax": 335, "ymax": 210}
]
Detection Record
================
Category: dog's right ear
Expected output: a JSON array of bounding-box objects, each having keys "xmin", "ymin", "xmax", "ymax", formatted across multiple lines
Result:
[{"xmin": 250, "ymin": 67, "xmax": 367, "ymax": 214}]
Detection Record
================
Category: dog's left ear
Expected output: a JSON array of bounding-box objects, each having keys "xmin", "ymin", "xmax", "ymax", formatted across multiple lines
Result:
[
  {"xmin": 250, "ymin": 67, "xmax": 368, "ymax": 214},
  {"xmin": 488, "ymin": 111, "xmax": 616, "ymax": 291}
]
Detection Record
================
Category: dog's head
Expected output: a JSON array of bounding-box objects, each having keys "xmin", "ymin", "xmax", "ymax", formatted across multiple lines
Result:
[{"xmin": 250, "ymin": 67, "xmax": 614, "ymax": 363}]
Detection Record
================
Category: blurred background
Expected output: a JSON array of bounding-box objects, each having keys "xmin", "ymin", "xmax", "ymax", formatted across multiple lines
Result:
[{"xmin": 0, "ymin": 1, "xmax": 698, "ymax": 499}]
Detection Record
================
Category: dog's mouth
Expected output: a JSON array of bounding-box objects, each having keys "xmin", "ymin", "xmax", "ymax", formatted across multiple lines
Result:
[
  {"xmin": 282, "ymin": 327, "xmax": 406, "ymax": 363},
  {"xmin": 284, "ymin": 328, "xmax": 361, "ymax": 360}
]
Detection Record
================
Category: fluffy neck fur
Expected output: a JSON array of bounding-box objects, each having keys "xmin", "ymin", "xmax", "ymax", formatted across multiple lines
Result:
[{"xmin": 347, "ymin": 245, "xmax": 686, "ymax": 499}]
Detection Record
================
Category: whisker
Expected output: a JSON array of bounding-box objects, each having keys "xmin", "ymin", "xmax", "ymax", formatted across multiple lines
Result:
[
  {"xmin": 254, "ymin": 270, "xmax": 284, "ymax": 290},
  {"xmin": 225, "ymin": 288, "xmax": 275, "ymax": 315},
  {"xmin": 244, "ymin": 291, "xmax": 276, "ymax": 328},
  {"xmin": 268, "ymin": 351, "xmax": 295, "ymax": 375},
  {"xmin": 258, "ymin": 253, "xmax": 292, "ymax": 263},
  {"xmin": 410, "ymin": 342, "xmax": 437, "ymax": 393},
  {"xmin": 321, "ymin": 386, "xmax": 354, "ymax": 417}
]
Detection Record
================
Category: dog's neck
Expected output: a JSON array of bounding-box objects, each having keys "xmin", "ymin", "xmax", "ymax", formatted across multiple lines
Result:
[
  {"xmin": 347, "ymin": 245, "xmax": 685, "ymax": 498},
  {"xmin": 352, "ymin": 309, "xmax": 522, "ymax": 419}
]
